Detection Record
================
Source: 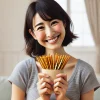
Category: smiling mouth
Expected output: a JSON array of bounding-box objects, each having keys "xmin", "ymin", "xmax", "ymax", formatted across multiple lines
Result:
[{"xmin": 45, "ymin": 34, "xmax": 60, "ymax": 44}]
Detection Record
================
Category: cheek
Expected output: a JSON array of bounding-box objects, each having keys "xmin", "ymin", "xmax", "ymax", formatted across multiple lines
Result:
[
  {"xmin": 54, "ymin": 24, "xmax": 64, "ymax": 32},
  {"xmin": 35, "ymin": 32, "xmax": 45, "ymax": 40}
]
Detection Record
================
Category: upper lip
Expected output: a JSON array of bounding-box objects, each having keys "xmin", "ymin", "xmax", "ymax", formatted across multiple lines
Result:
[{"xmin": 45, "ymin": 34, "xmax": 60, "ymax": 41}]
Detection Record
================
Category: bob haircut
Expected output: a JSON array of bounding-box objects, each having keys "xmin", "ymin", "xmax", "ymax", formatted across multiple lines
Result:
[{"xmin": 24, "ymin": 0, "xmax": 78, "ymax": 57}]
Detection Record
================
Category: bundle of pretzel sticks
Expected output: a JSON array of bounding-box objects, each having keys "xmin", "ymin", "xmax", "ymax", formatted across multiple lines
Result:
[{"xmin": 36, "ymin": 53, "xmax": 70, "ymax": 70}]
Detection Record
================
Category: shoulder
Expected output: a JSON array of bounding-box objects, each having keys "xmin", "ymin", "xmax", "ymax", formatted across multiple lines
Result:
[
  {"xmin": 14, "ymin": 57, "xmax": 36, "ymax": 72},
  {"xmin": 8, "ymin": 57, "xmax": 36, "ymax": 91},
  {"xmin": 77, "ymin": 59, "xmax": 94, "ymax": 74},
  {"xmin": 9, "ymin": 57, "xmax": 36, "ymax": 80},
  {"xmin": 77, "ymin": 59, "xmax": 96, "ymax": 83}
]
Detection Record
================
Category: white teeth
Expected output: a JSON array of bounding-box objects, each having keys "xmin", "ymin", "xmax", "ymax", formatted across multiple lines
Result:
[{"xmin": 47, "ymin": 36, "xmax": 58, "ymax": 43}]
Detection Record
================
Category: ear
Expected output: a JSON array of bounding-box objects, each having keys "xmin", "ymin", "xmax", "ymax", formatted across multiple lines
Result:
[{"xmin": 29, "ymin": 29, "xmax": 37, "ymax": 40}]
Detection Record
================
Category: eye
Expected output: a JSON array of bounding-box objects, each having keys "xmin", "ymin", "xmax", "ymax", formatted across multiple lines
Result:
[
  {"xmin": 51, "ymin": 21, "xmax": 58, "ymax": 26},
  {"xmin": 37, "ymin": 26, "xmax": 44, "ymax": 30}
]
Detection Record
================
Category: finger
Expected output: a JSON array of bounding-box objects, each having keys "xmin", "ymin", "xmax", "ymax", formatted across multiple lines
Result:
[
  {"xmin": 54, "ymin": 77, "xmax": 67, "ymax": 85},
  {"xmin": 40, "ymin": 87, "xmax": 52, "ymax": 95},
  {"xmin": 54, "ymin": 81, "xmax": 64, "ymax": 89},
  {"xmin": 39, "ymin": 77, "xmax": 54, "ymax": 86},
  {"xmin": 54, "ymin": 87, "xmax": 61, "ymax": 94},
  {"xmin": 40, "ymin": 82, "xmax": 53, "ymax": 90},
  {"xmin": 38, "ymin": 73, "xmax": 50, "ymax": 80},
  {"xmin": 56, "ymin": 73, "xmax": 67, "ymax": 81}
]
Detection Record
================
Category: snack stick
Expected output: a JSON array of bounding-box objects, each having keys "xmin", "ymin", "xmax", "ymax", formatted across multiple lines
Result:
[
  {"xmin": 46, "ymin": 56, "xmax": 49, "ymax": 65},
  {"xmin": 46, "ymin": 56, "xmax": 49, "ymax": 69},
  {"xmin": 54, "ymin": 53, "xmax": 58, "ymax": 69},
  {"xmin": 61, "ymin": 55, "xmax": 70, "ymax": 69},
  {"xmin": 52, "ymin": 55, "xmax": 55, "ymax": 69},
  {"xmin": 39, "ymin": 57, "xmax": 45, "ymax": 69},
  {"xmin": 57, "ymin": 59, "xmax": 63, "ymax": 69},
  {"xmin": 57, "ymin": 54, "xmax": 62, "ymax": 69},
  {"xmin": 49, "ymin": 55, "xmax": 52, "ymax": 69},
  {"xmin": 44, "ymin": 56, "xmax": 48, "ymax": 69},
  {"xmin": 40, "ymin": 57, "xmax": 47, "ymax": 69},
  {"xmin": 54, "ymin": 54, "xmax": 57, "ymax": 69},
  {"xmin": 59, "ymin": 55, "xmax": 63, "ymax": 68},
  {"xmin": 51, "ymin": 55, "xmax": 53, "ymax": 69},
  {"xmin": 36, "ymin": 57, "xmax": 43, "ymax": 67},
  {"xmin": 47, "ymin": 54, "xmax": 50, "ymax": 69},
  {"xmin": 37, "ymin": 57, "xmax": 45, "ymax": 69},
  {"xmin": 60, "ymin": 55, "xmax": 67, "ymax": 69},
  {"xmin": 47, "ymin": 56, "xmax": 50, "ymax": 69},
  {"xmin": 54, "ymin": 55, "xmax": 58, "ymax": 69},
  {"xmin": 55, "ymin": 55, "xmax": 60, "ymax": 69},
  {"xmin": 50, "ymin": 56, "xmax": 52, "ymax": 69},
  {"xmin": 37, "ymin": 54, "xmax": 70, "ymax": 69},
  {"xmin": 56, "ymin": 55, "xmax": 61, "ymax": 69},
  {"xmin": 57, "ymin": 55, "xmax": 64, "ymax": 69},
  {"xmin": 54, "ymin": 53, "xmax": 58, "ymax": 65},
  {"xmin": 47, "ymin": 55, "xmax": 50, "ymax": 69},
  {"xmin": 59, "ymin": 55, "xmax": 65, "ymax": 69}
]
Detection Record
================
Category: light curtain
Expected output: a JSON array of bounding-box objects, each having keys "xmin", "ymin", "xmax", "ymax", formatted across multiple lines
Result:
[{"xmin": 84, "ymin": 0, "xmax": 100, "ymax": 73}]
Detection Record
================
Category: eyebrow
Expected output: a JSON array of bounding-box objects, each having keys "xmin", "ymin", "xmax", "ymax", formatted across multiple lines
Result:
[{"xmin": 35, "ymin": 22, "xmax": 44, "ymax": 27}]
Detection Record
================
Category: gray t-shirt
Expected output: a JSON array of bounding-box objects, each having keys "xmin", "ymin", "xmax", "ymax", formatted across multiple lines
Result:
[{"xmin": 8, "ymin": 57, "xmax": 100, "ymax": 100}]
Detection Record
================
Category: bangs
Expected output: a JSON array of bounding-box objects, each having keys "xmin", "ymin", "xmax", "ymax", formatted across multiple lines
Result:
[{"xmin": 36, "ymin": 0, "xmax": 63, "ymax": 21}]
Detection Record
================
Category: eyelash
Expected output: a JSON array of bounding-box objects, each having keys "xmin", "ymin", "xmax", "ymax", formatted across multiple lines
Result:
[
  {"xmin": 37, "ymin": 21, "xmax": 58, "ymax": 31},
  {"xmin": 51, "ymin": 21, "xmax": 58, "ymax": 25},
  {"xmin": 37, "ymin": 26, "xmax": 44, "ymax": 30}
]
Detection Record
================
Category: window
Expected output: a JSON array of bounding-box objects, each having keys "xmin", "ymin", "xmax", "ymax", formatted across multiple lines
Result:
[{"xmin": 55, "ymin": 0, "xmax": 95, "ymax": 46}]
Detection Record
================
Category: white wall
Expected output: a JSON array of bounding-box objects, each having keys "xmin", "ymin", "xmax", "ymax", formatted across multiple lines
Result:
[
  {"xmin": 0, "ymin": 0, "xmax": 30, "ymax": 75},
  {"xmin": 0, "ymin": 0, "xmax": 97, "ymax": 76}
]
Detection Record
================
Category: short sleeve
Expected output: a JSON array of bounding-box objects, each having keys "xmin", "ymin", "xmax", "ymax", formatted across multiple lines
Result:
[
  {"xmin": 81, "ymin": 65, "xmax": 100, "ymax": 94},
  {"xmin": 8, "ymin": 60, "xmax": 29, "ymax": 92}
]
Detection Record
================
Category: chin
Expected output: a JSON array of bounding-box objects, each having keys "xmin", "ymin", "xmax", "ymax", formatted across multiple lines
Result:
[{"xmin": 46, "ymin": 44, "xmax": 62, "ymax": 50}]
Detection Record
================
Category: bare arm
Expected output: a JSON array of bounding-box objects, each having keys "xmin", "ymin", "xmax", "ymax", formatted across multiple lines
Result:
[
  {"xmin": 11, "ymin": 83, "xmax": 25, "ymax": 100},
  {"xmin": 81, "ymin": 89, "xmax": 94, "ymax": 100}
]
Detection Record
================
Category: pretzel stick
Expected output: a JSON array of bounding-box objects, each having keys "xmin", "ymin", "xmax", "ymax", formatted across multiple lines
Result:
[
  {"xmin": 54, "ymin": 55, "xmax": 60, "ymax": 69},
  {"xmin": 60, "ymin": 55, "xmax": 65, "ymax": 69},
  {"xmin": 61, "ymin": 55, "xmax": 70, "ymax": 69},
  {"xmin": 36, "ymin": 57, "xmax": 44, "ymax": 69},
  {"xmin": 37, "ymin": 57, "xmax": 45, "ymax": 69},
  {"xmin": 37, "ymin": 54, "xmax": 70, "ymax": 70},
  {"xmin": 49, "ymin": 55, "xmax": 52, "ymax": 69},
  {"xmin": 40, "ymin": 56, "xmax": 47, "ymax": 69},
  {"xmin": 57, "ymin": 55, "xmax": 64, "ymax": 69},
  {"xmin": 44, "ymin": 56, "xmax": 48, "ymax": 69},
  {"xmin": 50, "ymin": 55, "xmax": 53, "ymax": 69},
  {"xmin": 47, "ymin": 56, "xmax": 50, "ymax": 69}
]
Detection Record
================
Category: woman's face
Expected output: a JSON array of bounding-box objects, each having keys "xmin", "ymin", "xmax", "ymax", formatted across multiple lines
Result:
[{"xmin": 31, "ymin": 13, "xmax": 66, "ymax": 50}]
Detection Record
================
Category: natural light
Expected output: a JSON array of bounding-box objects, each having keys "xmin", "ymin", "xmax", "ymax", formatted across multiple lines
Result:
[{"xmin": 55, "ymin": 0, "xmax": 95, "ymax": 47}]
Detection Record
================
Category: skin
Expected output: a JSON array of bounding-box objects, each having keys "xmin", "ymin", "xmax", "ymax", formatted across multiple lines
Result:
[
  {"xmin": 30, "ymin": 13, "xmax": 66, "ymax": 55},
  {"xmin": 11, "ymin": 13, "xmax": 94, "ymax": 100}
]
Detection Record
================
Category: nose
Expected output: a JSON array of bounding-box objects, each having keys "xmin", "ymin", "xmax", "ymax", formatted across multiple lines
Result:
[{"xmin": 45, "ymin": 26, "xmax": 54, "ymax": 38}]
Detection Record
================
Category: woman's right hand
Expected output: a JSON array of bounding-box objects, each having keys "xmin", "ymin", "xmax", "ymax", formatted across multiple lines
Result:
[{"xmin": 37, "ymin": 73, "xmax": 54, "ymax": 100}]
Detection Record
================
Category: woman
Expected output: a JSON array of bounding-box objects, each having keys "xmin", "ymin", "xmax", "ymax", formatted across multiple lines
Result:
[{"xmin": 8, "ymin": 0, "xmax": 100, "ymax": 100}]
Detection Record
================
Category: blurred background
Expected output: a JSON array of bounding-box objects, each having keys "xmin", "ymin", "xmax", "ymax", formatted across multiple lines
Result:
[{"xmin": 0, "ymin": 0, "xmax": 100, "ymax": 76}]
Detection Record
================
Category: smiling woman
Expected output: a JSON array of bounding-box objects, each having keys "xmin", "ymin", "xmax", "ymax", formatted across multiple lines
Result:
[
  {"xmin": 30, "ymin": 14, "xmax": 66, "ymax": 50},
  {"xmin": 8, "ymin": 0, "xmax": 100, "ymax": 100},
  {"xmin": 24, "ymin": 0, "xmax": 77, "ymax": 56}
]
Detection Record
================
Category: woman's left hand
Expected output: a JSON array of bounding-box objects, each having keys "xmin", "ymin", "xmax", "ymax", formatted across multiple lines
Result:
[{"xmin": 54, "ymin": 73, "xmax": 68, "ymax": 100}]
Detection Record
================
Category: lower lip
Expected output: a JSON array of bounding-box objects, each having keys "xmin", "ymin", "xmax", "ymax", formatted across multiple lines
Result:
[{"xmin": 47, "ymin": 35, "xmax": 60, "ymax": 44}]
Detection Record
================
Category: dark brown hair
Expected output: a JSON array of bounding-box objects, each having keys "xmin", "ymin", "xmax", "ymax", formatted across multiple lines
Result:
[{"xmin": 24, "ymin": 0, "xmax": 78, "ymax": 57}]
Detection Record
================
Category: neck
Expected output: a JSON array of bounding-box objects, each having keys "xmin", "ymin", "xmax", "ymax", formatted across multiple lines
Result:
[{"xmin": 45, "ymin": 47, "xmax": 68, "ymax": 55}]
